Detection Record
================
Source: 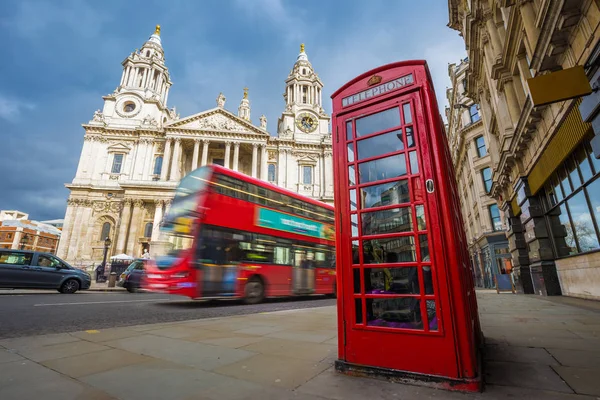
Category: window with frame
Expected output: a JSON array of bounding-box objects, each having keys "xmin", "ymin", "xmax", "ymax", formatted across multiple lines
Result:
[
  {"xmin": 0, "ymin": 251, "xmax": 32, "ymax": 265},
  {"xmin": 470, "ymin": 104, "xmax": 480, "ymax": 123},
  {"xmin": 153, "ymin": 156, "xmax": 163, "ymax": 175},
  {"xmin": 100, "ymin": 222, "xmax": 111, "ymax": 240},
  {"xmin": 268, "ymin": 164, "xmax": 276, "ymax": 182},
  {"xmin": 545, "ymin": 140, "xmax": 600, "ymax": 257},
  {"xmin": 302, "ymin": 165, "xmax": 313, "ymax": 185},
  {"xmin": 111, "ymin": 154, "xmax": 124, "ymax": 174},
  {"xmin": 481, "ymin": 167, "xmax": 492, "ymax": 193},
  {"xmin": 489, "ymin": 204, "xmax": 502, "ymax": 232},
  {"xmin": 144, "ymin": 223, "xmax": 153, "ymax": 238},
  {"xmin": 475, "ymin": 135, "xmax": 487, "ymax": 157}
]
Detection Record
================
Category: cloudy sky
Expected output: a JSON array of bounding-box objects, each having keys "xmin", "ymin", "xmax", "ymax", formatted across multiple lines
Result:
[{"xmin": 0, "ymin": 0, "xmax": 466, "ymax": 221}]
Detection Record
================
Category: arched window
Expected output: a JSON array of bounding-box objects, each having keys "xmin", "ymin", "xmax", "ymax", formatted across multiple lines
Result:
[
  {"xmin": 144, "ymin": 223, "xmax": 153, "ymax": 238},
  {"xmin": 268, "ymin": 164, "xmax": 276, "ymax": 182},
  {"xmin": 153, "ymin": 156, "xmax": 163, "ymax": 175},
  {"xmin": 100, "ymin": 222, "xmax": 111, "ymax": 240},
  {"xmin": 146, "ymin": 50, "xmax": 150, "ymax": 57}
]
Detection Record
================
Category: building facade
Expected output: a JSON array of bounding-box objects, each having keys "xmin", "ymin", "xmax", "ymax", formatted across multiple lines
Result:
[
  {"xmin": 0, "ymin": 210, "xmax": 61, "ymax": 254},
  {"xmin": 448, "ymin": 0, "xmax": 600, "ymax": 299},
  {"xmin": 445, "ymin": 58, "xmax": 511, "ymax": 289},
  {"xmin": 57, "ymin": 27, "xmax": 334, "ymax": 266}
]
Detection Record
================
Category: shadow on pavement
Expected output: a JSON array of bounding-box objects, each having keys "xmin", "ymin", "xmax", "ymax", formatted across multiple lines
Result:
[{"xmin": 153, "ymin": 295, "xmax": 334, "ymax": 309}]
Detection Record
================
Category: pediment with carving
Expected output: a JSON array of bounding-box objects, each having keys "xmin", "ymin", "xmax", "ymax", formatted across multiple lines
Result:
[{"xmin": 166, "ymin": 109, "xmax": 268, "ymax": 135}]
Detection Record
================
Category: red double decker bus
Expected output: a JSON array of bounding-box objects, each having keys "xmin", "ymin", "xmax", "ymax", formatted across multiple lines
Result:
[{"xmin": 144, "ymin": 165, "xmax": 336, "ymax": 303}]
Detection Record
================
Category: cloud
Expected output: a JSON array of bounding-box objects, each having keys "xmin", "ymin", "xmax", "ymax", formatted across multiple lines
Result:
[
  {"xmin": 233, "ymin": 0, "xmax": 308, "ymax": 44},
  {"xmin": 0, "ymin": 94, "xmax": 35, "ymax": 122}
]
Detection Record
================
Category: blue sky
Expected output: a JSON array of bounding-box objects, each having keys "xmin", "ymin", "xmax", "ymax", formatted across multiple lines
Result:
[{"xmin": 0, "ymin": 0, "xmax": 466, "ymax": 221}]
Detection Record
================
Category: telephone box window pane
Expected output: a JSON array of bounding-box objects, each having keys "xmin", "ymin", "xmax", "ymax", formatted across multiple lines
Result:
[
  {"xmin": 364, "ymin": 267, "xmax": 420, "ymax": 294},
  {"xmin": 352, "ymin": 240, "xmax": 360, "ymax": 264},
  {"xmin": 424, "ymin": 266, "xmax": 434, "ymax": 294},
  {"xmin": 353, "ymin": 269, "xmax": 361, "ymax": 294},
  {"xmin": 356, "ymin": 129, "xmax": 404, "ymax": 160},
  {"xmin": 361, "ymin": 207, "xmax": 412, "ymax": 236},
  {"xmin": 360, "ymin": 180, "xmax": 410, "ymax": 209},
  {"xmin": 355, "ymin": 298, "xmax": 363, "ymax": 324},
  {"xmin": 346, "ymin": 121, "xmax": 353, "ymax": 141},
  {"xmin": 351, "ymin": 214, "xmax": 359, "ymax": 237},
  {"xmin": 363, "ymin": 236, "xmax": 416, "ymax": 264},
  {"xmin": 426, "ymin": 300, "xmax": 438, "ymax": 331},
  {"xmin": 409, "ymin": 151, "xmax": 419, "ymax": 174},
  {"xmin": 403, "ymin": 103, "xmax": 412, "ymax": 124},
  {"xmin": 415, "ymin": 205, "xmax": 426, "ymax": 230},
  {"xmin": 405, "ymin": 126, "xmax": 415, "ymax": 148},
  {"xmin": 349, "ymin": 189, "xmax": 357, "ymax": 211},
  {"xmin": 356, "ymin": 108, "xmax": 401, "ymax": 138},
  {"xmin": 347, "ymin": 143, "xmax": 355, "ymax": 162},
  {"xmin": 366, "ymin": 298, "xmax": 422, "ymax": 329},
  {"xmin": 358, "ymin": 154, "xmax": 407, "ymax": 184},
  {"xmin": 349, "ymin": 165, "xmax": 356, "ymax": 186},
  {"xmin": 419, "ymin": 234, "xmax": 430, "ymax": 261}
]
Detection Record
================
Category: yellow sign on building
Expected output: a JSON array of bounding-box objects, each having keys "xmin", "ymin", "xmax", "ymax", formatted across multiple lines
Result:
[{"xmin": 527, "ymin": 66, "xmax": 592, "ymax": 107}]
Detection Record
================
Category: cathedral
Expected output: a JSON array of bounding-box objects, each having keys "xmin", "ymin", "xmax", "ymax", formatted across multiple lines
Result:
[{"xmin": 56, "ymin": 26, "xmax": 334, "ymax": 265}]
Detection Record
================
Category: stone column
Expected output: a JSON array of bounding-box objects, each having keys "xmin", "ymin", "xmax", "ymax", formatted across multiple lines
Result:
[
  {"xmin": 56, "ymin": 199, "xmax": 77, "ymax": 259},
  {"xmin": 115, "ymin": 198, "xmax": 132, "ymax": 255},
  {"xmin": 251, "ymin": 143, "xmax": 259, "ymax": 178},
  {"xmin": 66, "ymin": 200, "xmax": 88, "ymax": 261},
  {"xmin": 277, "ymin": 149, "xmax": 287, "ymax": 186},
  {"xmin": 201, "ymin": 139, "xmax": 209, "ymax": 166},
  {"xmin": 232, "ymin": 142, "xmax": 240, "ymax": 171},
  {"xmin": 160, "ymin": 139, "xmax": 172, "ymax": 181},
  {"xmin": 260, "ymin": 145, "xmax": 268, "ymax": 180},
  {"xmin": 520, "ymin": 1, "xmax": 540, "ymax": 52},
  {"xmin": 75, "ymin": 136, "xmax": 93, "ymax": 177},
  {"xmin": 502, "ymin": 79, "xmax": 522, "ymax": 126},
  {"xmin": 224, "ymin": 141, "xmax": 231, "ymax": 169},
  {"xmin": 164, "ymin": 199, "xmax": 172, "ymax": 218},
  {"xmin": 170, "ymin": 138, "xmax": 182, "ymax": 181},
  {"xmin": 126, "ymin": 199, "xmax": 144, "ymax": 256},
  {"xmin": 151, "ymin": 200, "xmax": 164, "ymax": 242},
  {"xmin": 486, "ymin": 18, "xmax": 503, "ymax": 60},
  {"xmin": 191, "ymin": 139, "xmax": 200, "ymax": 171},
  {"xmin": 142, "ymin": 140, "xmax": 156, "ymax": 180},
  {"xmin": 79, "ymin": 206, "xmax": 95, "ymax": 260}
]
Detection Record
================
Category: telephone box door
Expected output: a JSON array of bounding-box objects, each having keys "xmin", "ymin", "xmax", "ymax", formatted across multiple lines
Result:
[{"xmin": 336, "ymin": 91, "xmax": 460, "ymax": 377}]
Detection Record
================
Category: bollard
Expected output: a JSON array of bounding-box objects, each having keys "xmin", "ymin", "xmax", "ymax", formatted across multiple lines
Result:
[{"xmin": 108, "ymin": 272, "xmax": 117, "ymax": 288}]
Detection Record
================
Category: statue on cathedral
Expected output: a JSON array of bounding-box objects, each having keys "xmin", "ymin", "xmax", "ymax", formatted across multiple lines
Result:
[
  {"xmin": 92, "ymin": 109, "xmax": 105, "ymax": 123},
  {"xmin": 216, "ymin": 93, "xmax": 226, "ymax": 108},
  {"xmin": 259, "ymin": 115, "xmax": 267, "ymax": 130}
]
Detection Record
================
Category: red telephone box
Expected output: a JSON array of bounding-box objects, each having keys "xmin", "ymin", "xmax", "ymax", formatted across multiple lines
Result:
[{"xmin": 331, "ymin": 60, "xmax": 482, "ymax": 392}]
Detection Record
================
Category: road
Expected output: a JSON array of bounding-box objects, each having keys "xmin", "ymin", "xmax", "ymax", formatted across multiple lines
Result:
[{"xmin": 0, "ymin": 291, "xmax": 336, "ymax": 339}]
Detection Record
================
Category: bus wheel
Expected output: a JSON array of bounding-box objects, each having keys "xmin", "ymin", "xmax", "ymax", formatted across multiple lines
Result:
[{"xmin": 244, "ymin": 277, "xmax": 265, "ymax": 304}]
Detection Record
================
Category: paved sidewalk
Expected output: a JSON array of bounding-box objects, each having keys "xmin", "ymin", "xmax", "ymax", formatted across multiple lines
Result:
[
  {"xmin": 0, "ymin": 291, "xmax": 599, "ymax": 399},
  {"xmin": 0, "ymin": 282, "xmax": 126, "ymax": 295}
]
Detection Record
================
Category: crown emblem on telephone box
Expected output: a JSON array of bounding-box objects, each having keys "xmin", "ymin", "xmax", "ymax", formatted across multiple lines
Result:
[{"xmin": 367, "ymin": 75, "xmax": 382, "ymax": 86}]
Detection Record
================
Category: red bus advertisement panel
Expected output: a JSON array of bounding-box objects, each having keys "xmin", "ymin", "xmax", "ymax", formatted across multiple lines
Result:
[{"xmin": 331, "ymin": 61, "xmax": 481, "ymax": 391}]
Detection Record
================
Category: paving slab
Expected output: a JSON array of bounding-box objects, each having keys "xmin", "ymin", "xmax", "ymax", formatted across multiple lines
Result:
[
  {"xmin": 213, "ymin": 353, "xmax": 331, "ymax": 390},
  {"xmin": 41, "ymin": 348, "xmax": 154, "ymax": 378},
  {"xmin": 70, "ymin": 327, "xmax": 141, "ymax": 343},
  {"xmin": 546, "ymin": 348, "xmax": 600, "ymax": 368},
  {"xmin": 266, "ymin": 330, "xmax": 336, "ymax": 343},
  {"xmin": 0, "ymin": 359, "xmax": 115, "ymax": 400},
  {"xmin": 485, "ymin": 360, "xmax": 573, "ymax": 393},
  {"xmin": 240, "ymin": 337, "xmax": 336, "ymax": 362},
  {"xmin": 0, "ymin": 332, "xmax": 81, "ymax": 350},
  {"xmin": 17, "ymin": 340, "xmax": 110, "ymax": 362},
  {"xmin": 552, "ymin": 365, "xmax": 600, "ymax": 396},
  {"xmin": 103, "ymin": 334, "xmax": 255, "ymax": 370},
  {"xmin": 196, "ymin": 335, "xmax": 267, "ymax": 348},
  {"xmin": 484, "ymin": 344, "xmax": 559, "ymax": 365},
  {"xmin": 0, "ymin": 348, "xmax": 25, "ymax": 364}
]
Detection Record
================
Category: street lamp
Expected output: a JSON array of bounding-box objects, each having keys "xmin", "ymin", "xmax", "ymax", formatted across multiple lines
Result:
[
  {"xmin": 20, "ymin": 234, "xmax": 29, "ymax": 250},
  {"xmin": 453, "ymin": 103, "xmax": 470, "ymax": 109},
  {"xmin": 101, "ymin": 236, "xmax": 112, "ymax": 268}
]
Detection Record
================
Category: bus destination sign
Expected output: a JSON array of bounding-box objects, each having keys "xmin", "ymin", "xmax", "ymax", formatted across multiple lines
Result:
[
  {"xmin": 342, "ymin": 73, "xmax": 414, "ymax": 107},
  {"xmin": 256, "ymin": 208, "xmax": 334, "ymax": 240}
]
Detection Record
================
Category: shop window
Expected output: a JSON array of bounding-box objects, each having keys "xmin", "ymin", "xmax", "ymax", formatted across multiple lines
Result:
[
  {"xmin": 475, "ymin": 135, "xmax": 487, "ymax": 157},
  {"xmin": 489, "ymin": 204, "xmax": 502, "ymax": 232},
  {"xmin": 111, "ymin": 154, "xmax": 124, "ymax": 174},
  {"xmin": 481, "ymin": 167, "xmax": 492, "ymax": 193}
]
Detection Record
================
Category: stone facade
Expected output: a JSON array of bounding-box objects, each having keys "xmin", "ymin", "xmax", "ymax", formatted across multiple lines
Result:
[
  {"xmin": 445, "ymin": 58, "xmax": 510, "ymax": 289},
  {"xmin": 57, "ymin": 27, "xmax": 333, "ymax": 266},
  {"xmin": 448, "ymin": 1, "xmax": 600, "ymax": 298}
]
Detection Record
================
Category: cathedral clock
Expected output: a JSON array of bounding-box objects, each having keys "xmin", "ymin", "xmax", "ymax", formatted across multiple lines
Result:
[{"xmin": 295, "ymin": 112, "xmax": 318, "ymax": 133}]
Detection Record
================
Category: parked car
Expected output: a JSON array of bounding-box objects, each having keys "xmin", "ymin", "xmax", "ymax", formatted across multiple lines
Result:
[
  {"xmin": 0, "ymin": 249, "xmax": 91, "ymax": 293},
  {"xmin": 117, "ymin": 259, "xmax": 146, "ymax": 293}
]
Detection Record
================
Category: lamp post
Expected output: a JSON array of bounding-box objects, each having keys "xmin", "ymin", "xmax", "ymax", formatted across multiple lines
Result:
[
  {"xmin": 102, "ymin": 236, "xmax": 112, "ymax": 268},
  {"xmin": 20, "ymin": 233, "xmax": 29, "ymax": 250}
]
